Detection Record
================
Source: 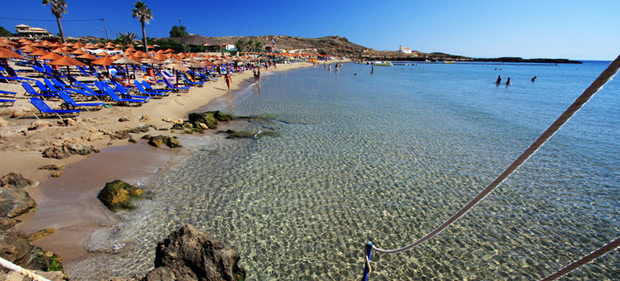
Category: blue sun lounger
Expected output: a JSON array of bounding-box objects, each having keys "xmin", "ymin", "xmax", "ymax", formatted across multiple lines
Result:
[
  {"xmin": 164, "ymin": 78, "xmax": 190, "ymax": 92},
  {"xmin": 30, "ymin": 97, "xmax": 81, "ymax": 120},
  {"xmin": 133, "ymin": 80, "xmax": 168, "ymax": 98},
  {"xmin": 97, "ymin": 82, "xmax": 147, "ymax": 106},
  {"xmin": 0, "ymin": 99, "xmax": 15, "ymax": 106},
  {"xmin": 24, "ymin": 82, "xmax": 60, "ymax": 100},
  {"xmin": 141, "ymin": 80, "xmax": 171, "ymax": 93},
  {"xmin": 57, "ymin": 91, "xmax": 105, "ymax": 111}
]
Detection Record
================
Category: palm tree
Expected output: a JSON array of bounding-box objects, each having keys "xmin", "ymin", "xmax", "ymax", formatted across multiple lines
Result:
[
  {"xmin": 131, "ymin": 1, "xmax": 153, "ymax": 53},
  {"xmin": 234, "ymin": 39, "xmax": 247, "ymax": 52},
  {"xmin": 253, "ymin": 41, "xmax": 263, "ymax": 52},
  {"xmin": 42, "ymin": 0, "xmax": 67, "ymax": 43},
  {"xmin": 117, "ymin": 32, "xmax": 137, "ymax": 47}
]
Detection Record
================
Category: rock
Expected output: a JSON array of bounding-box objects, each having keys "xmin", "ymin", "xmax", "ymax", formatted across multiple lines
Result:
[
  {"xmin": 42, "ymin": 139, "xmax": 99, "ymax": 159},
  {"xmin": 0, "ymin": 173, "xmax": 37, "ymax": 218},
  {"xmin": 188, "ymin": 111, "xmax": 233, "ymax": 130},
  {"xmin": 28, "ymin": 228, "xmax": 58, "ymax": 243},
  {"xmin": 224, "ymin": 129, "xmax": 279, "ymax": 139},
  {"xmin": 81, "ymin": 127, "xmax": 105, "ymax": 142},
  {"xmin": 51, "ymin": 171, "xmax": 63, "ymax": 178},
  {"xmin": 38, "ymin": 164, "xmax": 65, "ymax": 171},
  {"xmin": 140, "ymin": 115, "xmax": 151, "ymax": 122},
  {"xmin": 197, "ymin": 122, "xmax": 209, "ymax": 130},
  {"xmin": 64, "ymin": 118, "xmax": 79, "ymax": 126},
  {"xmin": 0, "ymin": 217, "xmax": 63, "ymax": 274},
  {"xmin": 173, "ymin": 119, "xmax": 184, "ymax": 125},
  {"xmin": 119, "ymin": 117, "xmax": 132, "ymax": 122},
  {"xmin": 162, "ymin": 118, "xmax": 173, "ymax": 123},
  {"xmin": 27, "ymin": 120, "xmax": 51, "ymax": 131},
  {"xmin": 97, "ymin": 180, "xmax": 149, "ymax": 212},
  {"xmin": 140, "ymin": 224, "xmax": 246, "ymax": 281},
  {"xmin": 147, "ymin": 135, "xmax": 182, "ymax": 148}
]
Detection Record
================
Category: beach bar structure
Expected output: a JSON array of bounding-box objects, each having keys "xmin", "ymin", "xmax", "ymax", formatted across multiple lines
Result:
[{"xmin": 15, "ymin": 24, "xmax": 54, "ymax": 38}]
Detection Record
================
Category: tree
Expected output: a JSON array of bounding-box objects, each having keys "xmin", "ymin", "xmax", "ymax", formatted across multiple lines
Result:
[
  {"xmin": 42, "ymin": 0, "xmax": 67, "ymax": 43},
  {"xmin": 234, "ymin": 39, "xmax": 247, "ymax": 52},
  {"xmin": 0, "ymin": 26, "xmax": 13, "ymax": 37},
  {"xmin": 169, "ymin": 25, "xmax": 188, "ymax": 38},
  {"xmin": 117, "ymin": 32, "xmax": 137, "ymax": 46},
  {"xmin": 131, "ymin": 1, "xmax": 153, "ymax": 53},
  {"xmin": 252, "ymin": 41, "xmax": 263, "ymax": 52}
]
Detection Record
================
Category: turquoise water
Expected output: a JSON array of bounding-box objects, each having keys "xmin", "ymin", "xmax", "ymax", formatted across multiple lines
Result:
[{"xmin": 73, "ymin": 61, "xmax": 619, "ymax": 280}]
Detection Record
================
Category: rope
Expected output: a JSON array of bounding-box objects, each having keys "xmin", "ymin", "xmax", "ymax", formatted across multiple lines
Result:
[
  {"xmin": 540, "ymin": 237, "xmax": 620, "ymax": 281},
  {"xmin": 0, "ymin": 256, "xmax": 51, "ymax": 281},
  {"xmin": 370, "ymin": 54, "xmax": 620, "ymax": 254}
]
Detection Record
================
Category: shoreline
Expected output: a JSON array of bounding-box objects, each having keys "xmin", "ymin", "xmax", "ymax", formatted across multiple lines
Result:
[{"xmin": 8, "ymin": 61, "xmax": 318, "ymax": 269}]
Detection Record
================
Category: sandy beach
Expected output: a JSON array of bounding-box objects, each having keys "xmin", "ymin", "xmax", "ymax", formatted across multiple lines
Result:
[{"xmin": 0, "ymin": 61, "xmax": 314, "ymax": 265}]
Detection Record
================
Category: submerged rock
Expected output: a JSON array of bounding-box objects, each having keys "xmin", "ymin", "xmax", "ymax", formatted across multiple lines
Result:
[
  {"xmin": 224, "ymin": 129, "xmax": 279, "ymax": 139},
  {"xmin": 0, "ymin": 172, "xmax": 37, "ymax": 218},
  {"xmin": 97, "ymin": 180, "xmax": 149, "ymax": 212},
  {"xmin": 140, "ymin": 224, "xmax": 246, "ymax": 281}
]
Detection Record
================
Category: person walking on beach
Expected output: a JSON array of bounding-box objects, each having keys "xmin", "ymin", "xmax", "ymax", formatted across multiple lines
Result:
[{"xmin": 225, "ymin": 72, "xmax": 232, "ymax": 91}]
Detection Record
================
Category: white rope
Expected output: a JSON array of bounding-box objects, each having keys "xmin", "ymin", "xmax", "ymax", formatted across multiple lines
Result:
[
  {"xmin": 371, "ymin": 54, "xmax": 620, "ymax": 254},
  {"xmin": 0, "ymin": 256, "xmax": 51, "ymax": 281}
]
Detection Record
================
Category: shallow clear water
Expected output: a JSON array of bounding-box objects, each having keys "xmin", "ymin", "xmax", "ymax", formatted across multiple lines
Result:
[{"xmin": 72, "ymin": 61, "xmax": 619, "ymax": 280}]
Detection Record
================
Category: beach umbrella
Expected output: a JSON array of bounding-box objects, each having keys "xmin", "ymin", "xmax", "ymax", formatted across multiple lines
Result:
[
  {"xmin": 52, "ymin": 47, "xmax": 72, "ymax": 54},
  {"xmin": 110, "ymin": 54, "xmax": 122, "ymax": 60},
  {"xmin": 112, "ymin": 56, "xmax": 141, "ymax": 85},
  {"xmin": 0, "ymin": 47, "xmax": 24, "ymax": 67},
  {"xmin": 70, "ymin": 48, "xmax": 87, "ymax": 55},
  {"xmin": 38, "ymin": 51, "xmax": 63, "ymax": 61},
  {"xmin": 28, "ymin": 48, "xmax": 49, "ymax": 64},
  {"xmin": 153, "ymin": 53, "xmax": 169, "ymax": 62},
  {"xmin": 48, "ymin": 55, "xmax": 86, "ymax": 84},
  {"xmin": 165, "ymin": 63, "xmax": 189, "ymax": 85},
  {"xmin": 77, "ymin": 53, "xmax": 97, "ymax": 61},
  {"xmin": 92, "ymin": 56, "xmax": 115, "ymax": 77}
]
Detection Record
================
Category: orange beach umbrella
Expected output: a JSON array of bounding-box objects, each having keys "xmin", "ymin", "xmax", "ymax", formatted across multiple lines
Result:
[
  {"xmin": 48, "ymin": 56, "xmax": 86, "ymax": 84},
  {"xmin": 0, "ymin": 47, "xmax": 24, "ymax": 67}
]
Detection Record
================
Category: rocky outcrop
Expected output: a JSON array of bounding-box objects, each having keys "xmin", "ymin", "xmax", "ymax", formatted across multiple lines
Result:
[
  {"xmin": 0, "ymin": 173, "xmax": 65, "ymax": 279},
  {"xmin": 0, "ymin": 173, "xmax": 37, "ymax": 218},
  {"xmin": 144, "ymin": 135, "xmax": 182, "ymax": 148},
  {"xmin": 187, "ymin": 111, "xmax": 233, "ymax": 130},
  {"xmin": 97, "ymin": 180, "xmax": 149, "ymax": 212},
  {"xmin": 140, "ymin": 224, "xmax": 245, "ymax": 281},
  {"xmin": 42, "ymin": 138, "xmax": 100, "ymax": 159}
]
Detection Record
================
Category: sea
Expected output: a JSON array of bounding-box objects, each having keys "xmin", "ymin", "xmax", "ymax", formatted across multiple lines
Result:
[{"xmin": 71, "ymin": 60, "xmax": 620, "ymax": 280}]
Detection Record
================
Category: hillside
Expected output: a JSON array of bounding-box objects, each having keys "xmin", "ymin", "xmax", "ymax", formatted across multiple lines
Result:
[{"xmin": 168, "ymin": 35, "xmax": 368, "ymax": 56}]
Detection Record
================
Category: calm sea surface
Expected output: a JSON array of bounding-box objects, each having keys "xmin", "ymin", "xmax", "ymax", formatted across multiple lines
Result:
[{"xmin": 73, "ymin": 61, "xmax": 619, "ymax": 280}]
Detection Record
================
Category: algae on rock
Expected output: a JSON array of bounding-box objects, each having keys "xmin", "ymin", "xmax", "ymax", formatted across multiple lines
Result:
[{"xmin": 97, "ymin": 180, "xmax": 150, "ymax": 211}]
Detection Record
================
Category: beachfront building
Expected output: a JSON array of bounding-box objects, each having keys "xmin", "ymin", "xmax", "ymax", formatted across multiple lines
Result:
[
  {"xmin": 398, "ymin": 45, "xmax": 412, "ymax": 54},
  {"xmin": 15, "ymin": 24, "xmax": 54, "ymax": 38}
]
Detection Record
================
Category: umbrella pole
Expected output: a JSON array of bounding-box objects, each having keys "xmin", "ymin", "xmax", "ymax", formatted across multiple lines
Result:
[
  {"xmin": 67, "ymin": 66, "xmax": 72, "ymax": 85},
  {"xmin": 126, "ymin": 65, "xmax": 130, "ymax": 85}
]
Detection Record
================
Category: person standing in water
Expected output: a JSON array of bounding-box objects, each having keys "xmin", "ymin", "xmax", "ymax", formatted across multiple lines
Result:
[
  {"xmin": 496, "ymin": 75, "xmax": 502, "ymax": 84},
  {"xmin": 531, "ymin": 76, "xmax": 537, "ymax": 82},
  {"xmin": 225, "ymin": 72, "xmax": 232, "ymax": 91},
  {"xmin": 371, "ymin": 65, "xmax": 374, "ymax": 74},
  {"xmin": 506, "ymin": 77, "xmax": 511, "ymax": 85}
]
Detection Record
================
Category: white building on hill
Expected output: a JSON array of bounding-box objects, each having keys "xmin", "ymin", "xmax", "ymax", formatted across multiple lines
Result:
[
  {"xmin": 398, "ymin": 45, "xmax": 412, "ymax": 54},
  {"xmin": 15, "ymin": 24, "xmax": 53, "ymax": 38}
]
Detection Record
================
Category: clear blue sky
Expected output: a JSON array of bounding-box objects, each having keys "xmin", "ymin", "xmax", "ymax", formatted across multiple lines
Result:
[{"xmin": 1, "ymin": 0, "xmax": 618, "ymax": 60}]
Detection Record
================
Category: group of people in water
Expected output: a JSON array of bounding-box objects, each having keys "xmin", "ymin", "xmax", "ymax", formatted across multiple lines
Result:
[{"xmin": 496, "ymin": 75, "xmax": 538, "ymax": 86}]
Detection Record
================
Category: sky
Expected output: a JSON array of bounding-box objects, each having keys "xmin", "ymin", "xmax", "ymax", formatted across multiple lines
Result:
[{"xmin": 1, "ymin": 0, "xmax": 618, "ymax": 60}]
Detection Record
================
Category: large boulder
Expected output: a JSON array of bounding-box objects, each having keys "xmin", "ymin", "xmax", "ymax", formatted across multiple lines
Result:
[
  {"xmin": 97, "ymin": 180, "xmax": 148, "ymax": 212},
  {"xmin": 0, "ymin": 173, "xmax": 37, "ymax": 218},
  {"xmin": 141, "ymin": 224, "xmax": 245, "ymax": 281}
]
